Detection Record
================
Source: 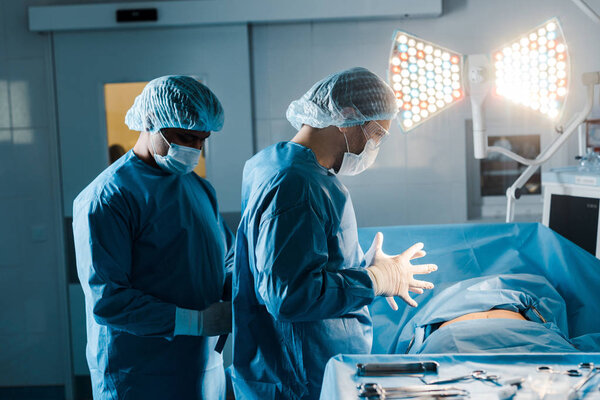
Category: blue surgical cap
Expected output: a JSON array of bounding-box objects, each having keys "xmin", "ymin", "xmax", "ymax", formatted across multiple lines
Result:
[
  {"xmin": 286, "ymin": 67, "xmax": 398, "ymax": 130},
  {"xmin": 125, "ymin": 75, "xmax": 224, "ymax": 133}
]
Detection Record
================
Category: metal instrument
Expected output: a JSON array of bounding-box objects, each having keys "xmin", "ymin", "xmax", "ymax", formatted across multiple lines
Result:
[
  {"xmin": 424, "ymin": 370, "xmax": 501, "ymax": 386},
  {"xmin": 537, "ymin": 365, "xmax": 582, "ymax": 377},
  {"xmin": 567, "ymin": 365, "xmax": 600, "ymax": 400},
  {"xmin": 357, "ymin": 362, "xmax": 439, "ymax": 377},
  {"xmin": 358, "ymin": 383, "xmax": 469, "ymax": 399}
]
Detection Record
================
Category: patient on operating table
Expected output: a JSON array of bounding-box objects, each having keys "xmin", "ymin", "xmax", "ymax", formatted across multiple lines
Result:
[{"xmin": 389, "ymin": 274, "xmax": 599, "ymax": 354}]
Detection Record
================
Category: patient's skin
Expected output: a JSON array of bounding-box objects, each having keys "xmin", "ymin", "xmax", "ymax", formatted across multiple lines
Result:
[{"xmin": 439, "ymin": 309, "xmax": 526, "ymax": 329}]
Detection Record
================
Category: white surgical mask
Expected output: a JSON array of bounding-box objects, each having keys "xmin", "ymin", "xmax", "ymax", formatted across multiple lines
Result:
[
  {"xmin": 151, "ymin": 131, "xmax": 202, "ymax": 175},
  {"xmin": 336, "ymin": 132, "xmax": 380, "ymax": 176}
]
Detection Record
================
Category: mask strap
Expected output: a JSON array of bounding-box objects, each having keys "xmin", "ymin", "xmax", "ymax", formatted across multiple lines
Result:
[
  {"xmin": 342, "ymin": 132, "xmax": 350, "ymax": 153},
  {"xmin": 360, "ymin": 124, "xmax": 369, "ymax": 142},
  {"xmin": 150, "ymin": 130, "xmax": 170, "ymax": 157}
]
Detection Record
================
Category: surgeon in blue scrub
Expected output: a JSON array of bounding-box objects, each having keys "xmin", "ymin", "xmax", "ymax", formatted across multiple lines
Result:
[
  {"xmin": 73, "ymin": 76, "xmax": 234, "ymax": 400},
  {"xmin": 231, "ymin": 67, "xmax": 439, "ymax": 400}
]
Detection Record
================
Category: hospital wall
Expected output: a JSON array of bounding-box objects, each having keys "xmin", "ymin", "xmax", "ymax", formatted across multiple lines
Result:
[
  {"xmin": 0, "ymin": 0, "xmax": 72, "ymax": 396},
  {"xmin": 0, "ymin": 0, "xmax": 600, "ymax": 396}
]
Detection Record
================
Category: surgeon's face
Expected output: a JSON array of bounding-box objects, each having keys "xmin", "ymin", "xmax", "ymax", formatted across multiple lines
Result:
[
  {"xmin": 151, "ymin": 128, "xmax": 211, "ymax": 156},
  {"xmin": 344, "ymin": 119, "xmax": 391, "ymax": 155}
]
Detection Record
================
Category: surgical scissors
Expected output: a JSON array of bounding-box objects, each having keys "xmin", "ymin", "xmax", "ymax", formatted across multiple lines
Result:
[
  {"xmin": 537, "ymin": 366, "xmax": 582, "ymax": 377},
  {"xmin": 423, "ymin": 370, "xmax": 501, "ymax": 386}
]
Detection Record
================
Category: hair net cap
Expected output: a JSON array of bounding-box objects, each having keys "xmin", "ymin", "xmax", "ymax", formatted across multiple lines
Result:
[
  {"xmin": 286, "ymin": 67, "xmax": 398, "ymax": 130},
  {"xmin": 125, "ymin": 75, "xmax": 224, "ymax": 133}
]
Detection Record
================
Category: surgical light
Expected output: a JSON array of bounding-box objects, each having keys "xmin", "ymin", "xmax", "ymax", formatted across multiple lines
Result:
[
  {"xmin": 387, "ymin": 18, "xmax": 600, "ymax": 223},
  {"xmin": 389, "ymin": 18, "xmax": 570, "ymax": 137},
  {"xmin": 493, "ymin": 19, "xmax": 569, "ymax": 120},
  {"xmin": 389, "ymin": 33, "xmax": 463, "ymax": 131}
]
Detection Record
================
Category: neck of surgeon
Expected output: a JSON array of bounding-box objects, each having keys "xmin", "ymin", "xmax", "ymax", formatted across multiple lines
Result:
[
  {"xmin": 134, "ymin": 131, "xmax": 161, "ymax": 169},
  {"xmin": 291, "ymin": 125, "xmax": 348, "ymax": 173}
]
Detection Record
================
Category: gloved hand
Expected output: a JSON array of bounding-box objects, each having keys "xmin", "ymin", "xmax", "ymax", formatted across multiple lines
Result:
[
  {"xmin": 366, "ymin": 232, "xmax": 437, "ymax": 310},
  {"xmin": 199, "ymin": 301, "xmax": 232, "ymax": 336}
]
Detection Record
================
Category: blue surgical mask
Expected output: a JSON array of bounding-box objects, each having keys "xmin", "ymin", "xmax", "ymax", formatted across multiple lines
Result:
[{"xmin": 150, "ymin": 131, "xmax": 202, "ymax": 175}]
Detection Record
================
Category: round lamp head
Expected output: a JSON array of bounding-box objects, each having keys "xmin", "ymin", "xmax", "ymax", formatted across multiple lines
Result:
[
  {"xmin": 389, "ymin": 31, "xmax": 464, "ymax": 132},
  {"xmin": 493, "ymin": 17, "xmax": 569, "ymax": 120}
]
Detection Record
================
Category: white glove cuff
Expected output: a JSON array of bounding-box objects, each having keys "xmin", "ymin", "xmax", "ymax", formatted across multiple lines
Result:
[
  {"xmin": 174, "ymin": 307, "xmax": 200, "ymax": 336},
  {"xmin": 367, "ymin": 268, "xmax": 382, "ymax": 296}
]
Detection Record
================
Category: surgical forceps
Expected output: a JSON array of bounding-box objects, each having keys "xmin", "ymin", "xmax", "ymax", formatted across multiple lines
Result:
[
  {"xmin": 567, "ymin": 364, "xmax": 600, "ymax": 400},
  {"xmin": 423, "ymin": 370, "xmax": 501, "ymax": 386},
  {"xmin": 537, "ymin": 365, "xmax": 582, "ymax": 377},
  {"xmin": 358, "ymin": 383, "xmax": 469, "ymax": 399}
]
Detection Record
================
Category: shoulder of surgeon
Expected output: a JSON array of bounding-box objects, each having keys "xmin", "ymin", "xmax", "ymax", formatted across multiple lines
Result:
[
  {"xmin": 73, "ymin": 149, "xmax": 159, "ymax": 217},
  {"xmin": 242, "ymin": 141, "xmax": 338, "ymax": 218}
]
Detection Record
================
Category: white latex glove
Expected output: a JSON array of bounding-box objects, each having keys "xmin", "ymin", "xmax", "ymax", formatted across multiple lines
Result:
[
  {"xmin": 175, "ymin": 301, "xmax": 232, "ymax": 337},
  {"xmin": 366, "ymin": 232, "xmax": 437, "ymax": 309}
]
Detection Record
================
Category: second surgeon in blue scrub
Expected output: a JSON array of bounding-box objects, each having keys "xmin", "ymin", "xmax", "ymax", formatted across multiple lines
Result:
[
  {"xmin": 232, "ymin": 67, "xmax": 439, "ymax": 399},
  {"xmin": 73, "ymin": 76, "xmax": 234, "ymax": 399}
]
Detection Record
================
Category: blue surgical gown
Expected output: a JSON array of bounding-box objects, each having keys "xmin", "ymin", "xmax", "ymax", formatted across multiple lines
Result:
[
  {"xmin": 231, "ymin": 142, "xmax": 376, "ymax": 400},
  {"xmin": 72, "ymin": 150, "xmax": 234, "ymax": 400}
]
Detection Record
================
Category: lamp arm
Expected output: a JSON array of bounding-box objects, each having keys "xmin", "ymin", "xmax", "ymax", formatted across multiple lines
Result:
[
  {"xmin": 487, "ymin": 145, "xmax": 546, "ymax": 166},
  {"xmin": 505, "ymin": 164, "xmax": 541, "ymax": 222},
  {"xmin": 578, "ymin": 123, "xmax": 587, "ymax": 157},
  {"xmin": 471, "ymin": 95, "xmax": 488, "ymax": 159},
  {"xmin": 571, "ymin": 0, "xmax": 600, "ymax": 24},
  {"xmin": 503, "ymin": 73, "xmax": 600, "ymax": 222},
  {"xmin": 491, "ymin": 81, "xmax": 596, "ymax": 166},
  {"xmin": 467, "ymin": 53, "xmax": 493, "ymax": 159}
]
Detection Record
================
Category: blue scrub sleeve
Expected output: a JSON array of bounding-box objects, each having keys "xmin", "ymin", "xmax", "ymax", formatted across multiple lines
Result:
[
  {"xmin": 255, "ymin": 202, "xmax": 375, "ymax": 322},
  {"xmin": 76, "ymin": 200, "xmax": 176, "ymax": 338}
]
